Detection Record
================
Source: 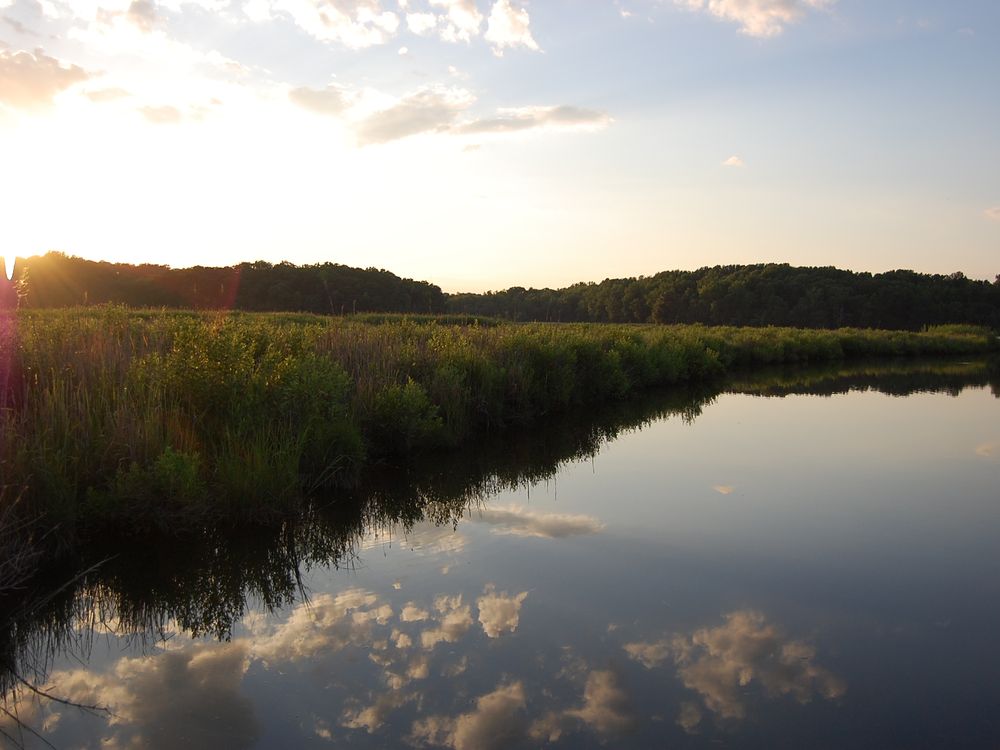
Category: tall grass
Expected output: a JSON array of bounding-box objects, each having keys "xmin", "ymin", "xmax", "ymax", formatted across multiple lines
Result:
[{"xmin": 0, "ymin": 307, "xmax": 995, "ymax": 536}]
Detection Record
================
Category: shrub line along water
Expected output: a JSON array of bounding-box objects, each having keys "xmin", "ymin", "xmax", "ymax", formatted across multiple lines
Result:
[{"xmin": 0, "ymin": 307, "xmax": 995, "ymax": 543}]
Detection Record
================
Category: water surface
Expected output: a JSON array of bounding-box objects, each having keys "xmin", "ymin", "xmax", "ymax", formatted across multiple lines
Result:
[{"xmin": 3, "ymin": 361, "xmax": 999, "ymax": 748}]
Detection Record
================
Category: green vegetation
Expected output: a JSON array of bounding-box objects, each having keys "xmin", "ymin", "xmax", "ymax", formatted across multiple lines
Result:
[
  {"xmin": 449, "ymin": 265, "xmax": 1000, "ymax": 330},
  {"xmin": 0, "ymin": 307, "xmax": 996, "ymax": 540},
  {"xmin": 12, "ymin": 253, "xmax": 1000, "ymax": 330},
  {"xmin": 16, "ymin": 252, "xmax": 446, "ymax": 314}
]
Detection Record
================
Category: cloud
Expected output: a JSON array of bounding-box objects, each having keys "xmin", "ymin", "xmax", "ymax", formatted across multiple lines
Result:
[
  {"xmin": 341, "ymin": 690, "xmax": 416, "ymax": 733},
  {"xmin": 2, "ymin": 15, "xmax": 37, "ymax": 36},
  {"xmin": 721, "ymin": 155, "xmax": 744, "ymax": 167},
  {"xmin": 676, "ymin": 0, "xmax": 834, "ymax": 38},
  {"xmin": 622, "ymin": 637, "xmax": 677, "ymax": 668},
  {"xmin": 712, "ymin": 484, "xmax": 736, "ymax": 493},
  {"xmin": 428, "ymin": 0, "xmax": 482, "ymax": 43},
  {"xmin": 624, "ymin": 610, "xmax": 846, "ymax": 720},
  {"xmin": 401, "ymin": 603, "xmax": 431, "ymax": 621},
  {"xmin": 42, "ymin": 643, "xmax": 258, "ymax": 750},
  {"xmin": 127, "ymin": 0, "xmax": 160, "ymax": 32},
  {"xmin": 456, "ymin": 105, "xmax": 611, "ymax": 136},
  {"xmin": 406, "ymin": 10, "xmax": 439, "ymax": 34},
  {"xmin": 289, "ymin": 83, "xmax": 355, "ymax": 115},
  {"xmin": 564, "ymin": 669, "xmax": 635, "ymax": 736},
  {"xmin": 420, "ymin": 593, "xmax": 473, "ymax": 648},
  {"xmin": 139, "ymin": 104, "xmax": 183, "ymax": 123},
  {"xmin": 975, "ymin": 441, "xmax": 999, "ymax": 459},
  {"xmin": 267, "ymin": 0, "xmax": 399, "ymax": 48},
  {"xmin": 676, "ymin": 701, "xmax": 703, "ymax": 733},
  {"xmin": 0, "ymin": 47, "xmax": 90, "ymax": 110},
  {"xmin": 356, "ymin": 84, "xmax": 474, "ymax": 144},
  {"xmin": 470, "ymin": 505, "xmax": 605, "ymax": 538},
  {"xmin": 476, "ymin": 585, "xmax": 528, "ymax": 637},
  {"xmin": 984, "ymin": 206, "xmax": 1000, "ymax": 221},
  {"xmin": 85, "ymin": 86, "xmax": 131, "ymax": 102},
  {"xmin": 253, "ymin": 588, "xmax": 391, "ymax": 664},
  {"xmin": 403, "ymin": 521, "xmax": 468, "ymax": 554},
  {"xmin": 527, "ymin": 668, "xmax": 635, "ymax": 742},
  {"xmin": 90, "ymin": 0, "xmax": 165, "ymax": 33},
  {"xmin": 409, "ymin": 681, "xmax": 527, "ymax": 750},
  {"xmin": 484, "ymin": 0, "xmax": 538, "ymax": 55}
]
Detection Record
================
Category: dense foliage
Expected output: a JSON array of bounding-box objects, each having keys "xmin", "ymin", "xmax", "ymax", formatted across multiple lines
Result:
[
  {"xmin": 448, "ymin": 265, "xmax": 1000, "ymax": 330},
  {"xmin": 16, "ymin": 252, "xmax": 446, "ymax": 315},
  {"xmin": 1, "ymin": 308, "xmax": 995, "ymax": 537},
  {"xmin": 12, "ymin": 254, "xmax": 1000, "ymax": 330}
]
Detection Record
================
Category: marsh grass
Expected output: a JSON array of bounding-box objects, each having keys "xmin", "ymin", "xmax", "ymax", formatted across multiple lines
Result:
[{"xmin": 0, "ymin": 307, "xmax": 995, "ymax": 538}]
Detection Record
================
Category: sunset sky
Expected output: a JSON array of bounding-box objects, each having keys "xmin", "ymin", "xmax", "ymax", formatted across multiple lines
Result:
[{"xmin": 1, "ymin": 0, "xmax": 998, "ymax": 291}]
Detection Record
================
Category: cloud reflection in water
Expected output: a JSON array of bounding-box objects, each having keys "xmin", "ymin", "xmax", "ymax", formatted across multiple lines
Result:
[{"xmin": 624, "ymin": 610, "xmax": 845, "ymax": 730}]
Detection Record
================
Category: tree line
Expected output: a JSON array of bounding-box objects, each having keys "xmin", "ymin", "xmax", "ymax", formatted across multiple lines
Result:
[
  {"xmin": 448, "ymin": 265, "xmax": 1000, "ymax": 330},
  {"xmin": 14, "ymin": 252, "xmax": 446, "ymax": 315},
  {"xmin": 9, "ymin": 253, "xmax": 1000, "ymax": 330}
]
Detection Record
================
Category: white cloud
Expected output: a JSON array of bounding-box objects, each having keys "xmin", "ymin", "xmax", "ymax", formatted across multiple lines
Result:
[
  {"xmin": 975, "ymin": 441, "xmax": 999, "ymax": 459},
  {"xmin": 677, "ymin": 0, "xmax": 835, "ymax": 38},
  {"xmin": 476, "ymin": 585, "xmax": 528, "ymax": 637},
  {"xmin": 409, "ymin": 681, "xmax": 527, "ymax": 750},
  {"xmin": 401, "ymin": 603, "xmax": 431, "ymax": 621},
  {"xmin": 428, "ymin": 0, "xmax": 482, "ymax": 42},
  {"xmin": 984, "ymin": 207, "xmax": 1000, "ymax": 222},
  {"xmin": 126, "ymin": 0, "xmax": 160, "ymax": 32},
  {"xmin": 721, "ymin": 155, "xmax": 744, "ymax": 168},
  {"xmin": 57, "ymin": 7, "xmax": 260, "ymax": 116},
  {"xmin": 420, "ymin": 593, "xmax": 473, "ymax": 648},
  {"xmin": 406, "ymin": 10, "xmax": 438, "ymax": 33},
  {"xmin": 341, "ymin": 690, "xmax": 416, "ymax": 733},
  {"xmin": 243, "ymin": 0, "xmax": 272, "ymax": 21},
  {"xmin": 470, "ymin": 505, "xmax": 605, "ymax": 538},
  {"xmin": 456, "ymin": 105, "xmax": 611, "ymax": 136},
  {"xmin": 484, "ymin": 0, "xmax": 538, "ymax": 55},
  {"xmin": 267, "ymin": 0, "xmax": 400, "ymax": 47},
  {"xmin": 253, "ymin": 588, "xmax": 389, "ymax": 664},
  {"xmin": 85, "ymin": 86, "xmax": 131, "ymax": 102},
  {"xmin": 356, "ymin": 84, "xmax": 474, "ymax": 144},
  {"xmin": 39, "ymin": 643, "xmax": 257, "ymax": 750},
  {"xmin": 0, "ymin": 47, "xmax": 90, "ymax": 110},
  {"xmin": 624, "ymin": 610, "xmax": 846, "ymax": 720},
  {"xmin": 564, "ymin": 670, "xmax": 635, "ymax": 736},
  {"xmin": 676, "ymin": 701, "xmax": 703, "ymax": 733},
  {"xmin": 138, "ymin": 103, "xmax": 182, "ymax": 123},
  {"xmin": 289, "ymin": 83, "xmax": 355, "ymax": 114},
  {"xmin": 622, "ymin": 637, "xmax": 677, "ymax": 668}
]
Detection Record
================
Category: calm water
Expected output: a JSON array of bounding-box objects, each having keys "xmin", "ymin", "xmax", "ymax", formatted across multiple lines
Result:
[{"xmin": 3, "ymin": 361, "xmax": 999, "ymax": 749}]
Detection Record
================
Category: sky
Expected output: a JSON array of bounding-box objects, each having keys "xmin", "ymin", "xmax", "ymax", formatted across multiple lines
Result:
[{"xmin": 0, "ymin": 0, "xmax": 998, "ymax": 292}]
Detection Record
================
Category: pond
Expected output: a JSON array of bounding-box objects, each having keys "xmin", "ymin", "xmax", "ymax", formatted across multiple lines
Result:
[{"xmin": 3, "ymin": 360, "xmax": 999, "ymax": 748}]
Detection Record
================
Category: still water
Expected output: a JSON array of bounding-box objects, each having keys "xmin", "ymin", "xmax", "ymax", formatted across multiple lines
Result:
[{"xmin": 3, "ymin": 361, "xmax": 999, "ymax": 748}]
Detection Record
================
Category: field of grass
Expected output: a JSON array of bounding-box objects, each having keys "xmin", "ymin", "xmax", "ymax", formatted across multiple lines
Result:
[{"xmin": 0, "ymin": 307, "xmax": 996, "ymax": 538}]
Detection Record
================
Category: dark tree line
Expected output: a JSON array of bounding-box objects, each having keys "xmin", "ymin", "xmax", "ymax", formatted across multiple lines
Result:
[
  {"xmin": 10, "ymin": 254, "xmax": 1000, "ymax": 330},
  {"xmin": 15, "ymin": 253, "xmax": 446, "ymax": 315},
  {"xmin": 448, "ymin": 265, "xmax": 1000, "ymax": 330}
]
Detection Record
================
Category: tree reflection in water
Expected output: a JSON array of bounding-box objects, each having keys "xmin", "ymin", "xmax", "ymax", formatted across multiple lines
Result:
[{"xmin": 1, "ymin": 357, "xmax": 996, "ymax": 746}]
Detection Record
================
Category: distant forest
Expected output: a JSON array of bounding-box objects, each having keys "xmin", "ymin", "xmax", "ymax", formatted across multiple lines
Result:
[
  {"xmin": 449, "ymin": 266, "xmax": 1000, "ymax": 330},
  {"xmin": 15, "ymin": 252, "xmax": 446, "ymax": 315},
  {"xmin": 10, "ymin": 252, "xmax": 1000, "ymax": 330}
]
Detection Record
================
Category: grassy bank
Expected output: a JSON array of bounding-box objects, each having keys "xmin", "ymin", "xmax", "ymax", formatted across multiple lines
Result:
[{"xmin": 0, "ymin": 308, "xmax": 995, "ymax": 536}]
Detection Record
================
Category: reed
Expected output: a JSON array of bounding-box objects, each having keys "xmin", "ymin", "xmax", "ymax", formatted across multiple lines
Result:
[{"xmin": 1, "ymin": 307, "xmax": 995, "ymax": 537}]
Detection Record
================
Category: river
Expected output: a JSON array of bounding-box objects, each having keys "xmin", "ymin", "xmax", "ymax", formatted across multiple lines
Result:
[{"xmin": 2, "ymin": 360, "xmax": 998, "ymax": 748}]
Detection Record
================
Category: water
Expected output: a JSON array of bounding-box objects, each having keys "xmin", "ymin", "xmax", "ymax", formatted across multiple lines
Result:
[{"xmin": 3, "ymin": 361, "xmax": 999, "ymax": 748}]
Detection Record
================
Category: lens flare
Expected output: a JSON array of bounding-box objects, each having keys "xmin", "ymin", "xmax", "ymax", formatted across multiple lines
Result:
[{"xmin": 2, "ymin": 256, "xmax": 13, "ymax": 281}]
